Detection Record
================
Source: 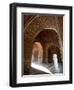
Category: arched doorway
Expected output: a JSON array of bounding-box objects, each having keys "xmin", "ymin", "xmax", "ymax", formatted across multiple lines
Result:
[
  {"xmin": 31, "ymin": 42, "xmax": 43, "ymax": 64},
  {"xmin": 48, "ymin": 45, "xmax": 62, "ymax": 63},
  {"xmin": 31, "ymin": 42, "xmax": 51, "ymax": 74},
  {"xmin": 47, "ymin": 45, "xmax": 63, "ymax": 73}
]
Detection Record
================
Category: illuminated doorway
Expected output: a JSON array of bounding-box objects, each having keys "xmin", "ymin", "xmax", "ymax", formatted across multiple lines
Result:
[{"xmin": 31, "ymin": 42, "xmax": 43, "ymax": 64}]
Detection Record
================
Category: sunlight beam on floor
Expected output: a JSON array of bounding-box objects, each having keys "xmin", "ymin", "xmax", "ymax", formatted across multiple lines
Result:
[{"xmin": 31, "ymin": 62, "xmax": 52, "ymax": 74}]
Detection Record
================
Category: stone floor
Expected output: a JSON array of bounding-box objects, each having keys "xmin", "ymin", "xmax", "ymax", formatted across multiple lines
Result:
[{"xmin": 30, "ymin": 61, "xmax": 63, "ymax": 74}]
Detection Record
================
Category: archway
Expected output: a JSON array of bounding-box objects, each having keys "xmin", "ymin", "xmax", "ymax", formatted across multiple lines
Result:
[
  {"xmin": 31, "ymin": 42, "xmax": 51, "ymax": 74},
  {"xmin": 48, "ymin": 45, "xmax": 62, "ymax": 63},
  {"xmin": 24, "ymin": 29, "xmax": 62, "ymax": 74},
  {"xmin": 31, "ymin": 42, "xmax": 43, "ymax": 64},
  {"xmin": 33, "ymin": 29, "xmax": 61, "ymax": 63}
]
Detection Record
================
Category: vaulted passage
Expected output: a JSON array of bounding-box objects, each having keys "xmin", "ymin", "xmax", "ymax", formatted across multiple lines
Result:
[{"xmin": 23, "ymin": 15, "xmax": 63, "ymax": 75}]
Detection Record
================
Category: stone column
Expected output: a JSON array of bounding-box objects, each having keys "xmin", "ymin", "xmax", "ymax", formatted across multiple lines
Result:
[{"xmin": 44, "ymin": 44, "xmax": 48, "ymax": 64}]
